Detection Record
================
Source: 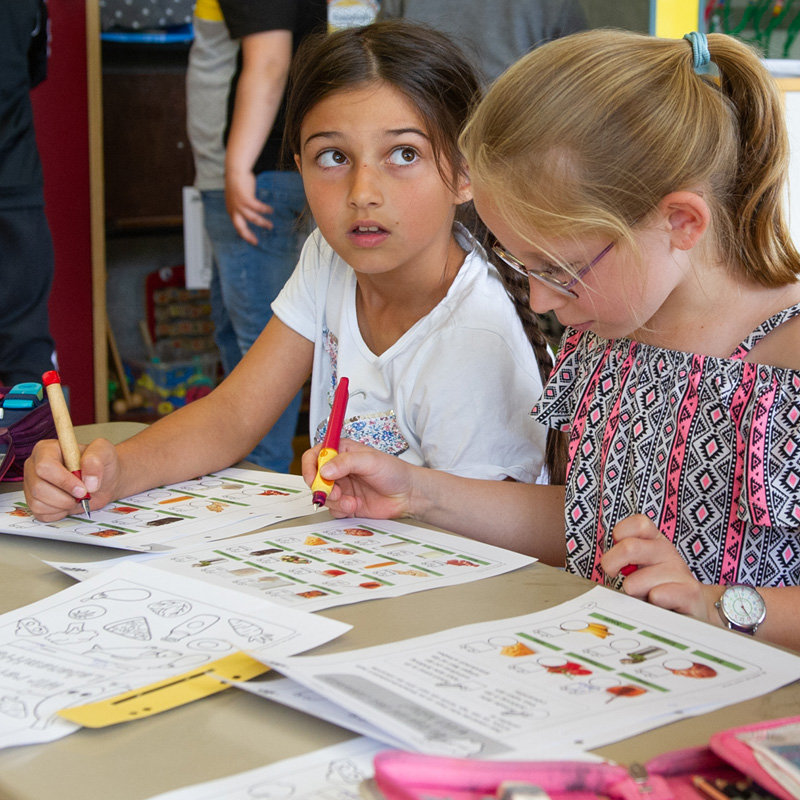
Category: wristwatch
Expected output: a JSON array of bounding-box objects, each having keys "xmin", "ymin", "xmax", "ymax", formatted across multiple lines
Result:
[{"xmin": 715, "ymin": 584, "xmax": 766, "ymax": 635}]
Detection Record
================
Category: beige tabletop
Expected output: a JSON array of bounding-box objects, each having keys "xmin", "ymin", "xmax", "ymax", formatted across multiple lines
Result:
[{"xmin": 0, "ymin": 423, "xmax": 798, "ymax": 799}]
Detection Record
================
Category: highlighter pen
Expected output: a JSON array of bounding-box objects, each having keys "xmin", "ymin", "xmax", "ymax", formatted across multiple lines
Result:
[
  {"xmin": 311, "ymin": 376, "xmax": 350, "ymax": 509},
  {"xmin": 42, "ymin": 371, "xmax": 91, "ymax": 517}
]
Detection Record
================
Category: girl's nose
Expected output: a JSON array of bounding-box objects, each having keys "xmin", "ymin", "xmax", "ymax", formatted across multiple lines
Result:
[{"xmin": 348, "ymin": 163, "xmax": 382, "ymax": 208}]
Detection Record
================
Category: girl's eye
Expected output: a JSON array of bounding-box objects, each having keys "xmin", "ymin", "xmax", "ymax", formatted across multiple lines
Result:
[
  {"xmin": 388, "ymin": 146, "xmax": 419, "ymax": 166},
  {"xmin": 540, "ymin": 263, "xmax": 570, "ymax": 280},
  {"xmin": 317, "ymin": 149, "xmax": 348, "ymax": 168}
]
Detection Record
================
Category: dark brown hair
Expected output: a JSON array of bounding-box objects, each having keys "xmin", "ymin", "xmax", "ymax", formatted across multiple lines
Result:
[
  {"xmin": 285, "ymin": 20, "xmax": 566, "ymax": 484},
  {"xmin": 285, "ymin": 20, "xmax": 476, "ymax": 193}
]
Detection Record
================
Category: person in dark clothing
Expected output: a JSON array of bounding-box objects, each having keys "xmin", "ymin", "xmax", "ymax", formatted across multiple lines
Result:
[{"xmin": 0, "ymin": 0, "xmax": 57, "ymax": 386}]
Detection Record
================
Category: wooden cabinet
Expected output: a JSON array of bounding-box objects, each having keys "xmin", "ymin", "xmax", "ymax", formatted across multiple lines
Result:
[{"xmin": 102, "ymin": 41, "xmax": 195, "ymax": 231}]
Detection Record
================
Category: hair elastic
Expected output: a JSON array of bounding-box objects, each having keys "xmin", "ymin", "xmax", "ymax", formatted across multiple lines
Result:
[{"xmin": 683, "ymin": 31, "xmax": 711, "ymax": 71}]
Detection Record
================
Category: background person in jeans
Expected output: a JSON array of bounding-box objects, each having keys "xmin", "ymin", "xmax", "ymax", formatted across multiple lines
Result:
[{"xmin": 203, "ymin": 0, "xmax": 327, "ymax": 472}]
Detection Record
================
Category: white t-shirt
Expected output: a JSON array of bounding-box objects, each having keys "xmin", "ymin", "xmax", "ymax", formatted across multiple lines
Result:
[{"xmin": 272, "ymin": 226, "xmax": 547, "ymax": 482}]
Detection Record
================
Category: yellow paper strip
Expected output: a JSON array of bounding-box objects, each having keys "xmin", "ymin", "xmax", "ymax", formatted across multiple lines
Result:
[{"xmin": 58, "ymin": 651, "xmax": 269, "ymax": 728}]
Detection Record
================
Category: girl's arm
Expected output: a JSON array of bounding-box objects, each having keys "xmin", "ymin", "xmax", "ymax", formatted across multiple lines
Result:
[
  {"xmin": 302, "ymin": 439, "xmax": 567, "ymax": 564},
  {"xmin": 24, "ymin": 317, "xmax": 313, "ymax": 520},
  {"xmin": 225, "ymin": 29, "xmax": 292, "ymax": 244},
  {"xmin": 603, "ymin": 515, "xmax": 800, "ymax": 651}
]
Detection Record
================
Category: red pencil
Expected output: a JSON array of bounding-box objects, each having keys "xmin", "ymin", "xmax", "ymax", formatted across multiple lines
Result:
[{"xmin": 310, "ymin": 377, "xmax": 350, "ymax": 508}]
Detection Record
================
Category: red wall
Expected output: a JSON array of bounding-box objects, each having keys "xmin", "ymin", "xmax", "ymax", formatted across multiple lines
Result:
[{"xmin": 31, "ymin": 0, "xmax": 96, "ymax": 424}]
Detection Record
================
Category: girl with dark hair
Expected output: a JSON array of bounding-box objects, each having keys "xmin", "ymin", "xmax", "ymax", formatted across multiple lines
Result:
[{"xmin": 25, "ymin": 21, "xmax": 556, "ymax": 552}]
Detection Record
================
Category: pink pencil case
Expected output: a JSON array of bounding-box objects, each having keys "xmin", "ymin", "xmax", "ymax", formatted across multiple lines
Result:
[
  {"xmin": 368, "ymin": 746, "xmax": 742, "ymax": 800},
  {"xmin": 709, "ymin": 716, "xmax": 800, "ymax": 800},
  {"xmin": 368, "ymin": 716, "xmax": 800, "ymax": 800}
]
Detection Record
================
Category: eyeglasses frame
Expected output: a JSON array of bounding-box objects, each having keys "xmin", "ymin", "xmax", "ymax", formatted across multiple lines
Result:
[{"xmin": 492, "ymin": 240, "xmax": 616, "ymax": 298}]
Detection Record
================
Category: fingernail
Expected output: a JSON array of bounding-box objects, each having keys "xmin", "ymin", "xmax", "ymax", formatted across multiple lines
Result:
[{"xmin": 84, "ymin": 476, "xmax": 99, "ymax": 492}]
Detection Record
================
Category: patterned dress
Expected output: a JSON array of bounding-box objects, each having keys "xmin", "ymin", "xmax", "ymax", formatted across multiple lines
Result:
[{"xmin": 532, "ymin": 304, "xmax": 800, "ymax": 589}]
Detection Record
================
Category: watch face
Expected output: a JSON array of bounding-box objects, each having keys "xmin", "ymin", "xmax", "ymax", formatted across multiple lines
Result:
[{"xmin": 720, "ymin": 585, "xmax": 766, "ymax": 629}]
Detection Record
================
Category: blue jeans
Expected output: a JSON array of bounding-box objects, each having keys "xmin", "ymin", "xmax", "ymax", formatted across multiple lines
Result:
[{"xmin": 202, "ymin": 172, "xmax": 307, "ymax": 472}]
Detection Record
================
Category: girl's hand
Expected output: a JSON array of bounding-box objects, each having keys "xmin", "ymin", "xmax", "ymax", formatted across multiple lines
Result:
[
  {"xmin": 23, "ymin": 438, "xmax": 121, "ymax": 521},
  {"xmin": 601, "ymin": 514, "xmax": 719, "ymax": 624},
  {"xmin": 301, "ymin": 439, "xmax": 416, "ymax": 520}
]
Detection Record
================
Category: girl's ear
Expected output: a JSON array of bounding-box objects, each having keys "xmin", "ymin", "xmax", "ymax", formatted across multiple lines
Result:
[
  {"xmin": 294, "ymin": 153, "xmax": 303, "ymax": 174},
  {"xmin": 454, "ymin": 170, "xmax": 473, "ymax": 205},
  {"xmin": 658, "ymin": 191, "xmax": 710, "ymax": 251}
]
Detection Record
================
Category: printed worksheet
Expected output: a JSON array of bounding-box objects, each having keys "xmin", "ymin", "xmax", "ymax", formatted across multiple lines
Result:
[
  {"xmin": 262, "ymin": 587, "xmax": 800, "ymax": 759},
  {"xmin": 48, "ymin": 519, "xmax": 535, "ymax": 611},
  {"xmin": 222, "ymin": 676, "xmax": 599, "ymax": 762},
  {"xmin": 223, "ymin": 676, "xmax": 407, "ymax": 749},
  {"xmin": 144, "ymin": 737, "xmax": 387, "ymax": 800},
  {"xmin": 0, "ymin": 561, "xmax": 349, "ymax": 749},
  {"xmin": 0, "ymin": 468, "xmax": 321, "ymax": 551}
]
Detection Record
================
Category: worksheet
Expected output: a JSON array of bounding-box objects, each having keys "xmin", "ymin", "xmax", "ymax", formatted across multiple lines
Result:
[
  {"xmin": 223, "ymin": 676, "xmax": 599, "ymax": 761},
  {"xmin": 48, "ymin": 518, "xmax": 536, "ymax": 611},
  {"xmin": 0, "ymin": 561, "xmax": 349, "ymax": 749},
  {"xmin": 0, "ymin": 468, "xmax": 321, "ymax": 551},
  {"xmin": 223, "ymin": 676, "xmax": 407, "ymax": 749},
  {"xmin": 144, "ymin": 737, "xmax": 387, "ymax": 800},
  {"xmin": 262, "ymin": 587, "xmax": 800, "ymax": 760}
]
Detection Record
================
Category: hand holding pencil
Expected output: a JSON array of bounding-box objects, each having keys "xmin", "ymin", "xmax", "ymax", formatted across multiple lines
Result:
[{"xmin": 41, "ymin": 371, "xmax": 91, "ymax": 516}]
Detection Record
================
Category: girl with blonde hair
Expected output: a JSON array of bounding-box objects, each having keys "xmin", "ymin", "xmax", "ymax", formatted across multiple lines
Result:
[{"xmin": 304, "ymin": 29, "xmax": 800, "ymax": 650}]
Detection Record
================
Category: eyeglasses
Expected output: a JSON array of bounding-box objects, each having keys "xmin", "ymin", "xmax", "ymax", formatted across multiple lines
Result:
[{"xmin": 492, "ymin": 240, "xmax": 615, "ymax": 298}]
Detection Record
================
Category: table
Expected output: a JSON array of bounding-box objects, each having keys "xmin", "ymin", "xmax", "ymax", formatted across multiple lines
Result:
[{"xmin": 0, "ymin": 424, "xmax": 797, "ymax": 799}]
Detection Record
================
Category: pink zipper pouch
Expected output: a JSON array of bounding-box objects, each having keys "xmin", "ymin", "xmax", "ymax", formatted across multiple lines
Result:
[
  {"xmin": 370, "ymin": 746, "xmax": 742, "ymax": 800},
  {"xmin": 710, "ymin": 715, "xmax": 800, "ymax": 800}
]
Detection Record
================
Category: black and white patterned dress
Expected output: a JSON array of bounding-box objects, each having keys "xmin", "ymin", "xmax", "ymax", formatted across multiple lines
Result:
[{"xmin": 533, "ymin": 304, "xmax": 800, "ymax": 589}]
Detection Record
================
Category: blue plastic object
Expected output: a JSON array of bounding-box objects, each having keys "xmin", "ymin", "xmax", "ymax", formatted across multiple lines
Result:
[{"xmin": 101, "ymin": 23, "xmax": 193, "ymax": 44}]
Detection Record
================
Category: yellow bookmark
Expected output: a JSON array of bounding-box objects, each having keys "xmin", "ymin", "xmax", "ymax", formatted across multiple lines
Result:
[{"xmin": 58, "ymin": 651, "xmax": 269, "ymax": 728}]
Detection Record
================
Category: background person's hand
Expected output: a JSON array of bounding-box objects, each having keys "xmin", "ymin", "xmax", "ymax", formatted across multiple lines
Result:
[{"xmin": 225, "ymin": 170, "xmax": 274, "ymax": 245}]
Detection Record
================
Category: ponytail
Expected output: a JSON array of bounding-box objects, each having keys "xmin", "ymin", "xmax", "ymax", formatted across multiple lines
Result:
[{"xmin": 706, "ymin": 33, "xmax": 800, "ymax": 285}]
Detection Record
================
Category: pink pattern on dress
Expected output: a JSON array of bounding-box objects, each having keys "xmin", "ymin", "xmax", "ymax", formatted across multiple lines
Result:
[
  {"xmin": 591, "ymin": 341, "xmax": 637, "ymax": 582},
  {"xmin": 659, "ymin": 354, "xmax": 704, "ymax": 541},
  {"xmin": 533, "ymin": 303, "xmax": 800, "ymax": 590}
]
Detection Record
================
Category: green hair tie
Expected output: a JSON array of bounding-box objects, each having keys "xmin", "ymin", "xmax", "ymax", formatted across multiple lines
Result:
[{"xmin": 683, "ymin": 31, "xmax": 711, "ymax": 71}]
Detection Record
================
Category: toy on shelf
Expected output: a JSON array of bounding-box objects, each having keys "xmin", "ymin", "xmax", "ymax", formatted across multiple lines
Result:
[
  {"xmin": 122, "ymin": 265, "xmax": 220, "ymax": 417},
  {"xmin": 133, "ymin": 355, "xmax": 216, "ymax": 416}
]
